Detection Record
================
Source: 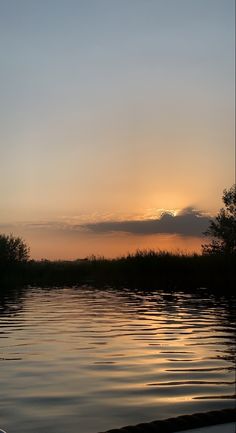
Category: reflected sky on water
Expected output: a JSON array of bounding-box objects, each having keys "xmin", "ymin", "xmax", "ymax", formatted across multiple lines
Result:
[{"xmin": 0, "ymin": 287, "xmax": 235, "ymax": 433}]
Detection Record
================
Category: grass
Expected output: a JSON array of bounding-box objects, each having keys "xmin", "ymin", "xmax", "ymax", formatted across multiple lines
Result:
[{"xmin": 0, "ymin": 249, "xmax": 235, "ymax": 294}]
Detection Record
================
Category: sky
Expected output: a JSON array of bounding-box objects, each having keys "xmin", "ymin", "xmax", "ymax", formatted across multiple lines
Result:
[{"xmin": 0, "ymin": 0, "xmax": 235, "ymax": 259}]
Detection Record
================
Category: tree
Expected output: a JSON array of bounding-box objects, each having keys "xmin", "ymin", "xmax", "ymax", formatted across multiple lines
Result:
[
  {"xmin": 0, "ymin": 233, "xmax": 30, "ymax": 265},
  {"xmin": 202, "ymin": 184, "xmax": 236, "ymax": 255}
]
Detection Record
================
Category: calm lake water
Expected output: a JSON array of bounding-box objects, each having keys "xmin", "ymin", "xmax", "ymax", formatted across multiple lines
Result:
[{"xmin": 0, "ymin": 287, "xmax": 235, "ymax": 433}]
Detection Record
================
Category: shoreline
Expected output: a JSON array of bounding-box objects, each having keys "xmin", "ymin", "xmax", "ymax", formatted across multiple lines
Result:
[{"xmin": 0, "ymin": 250, "xmax": 235, "ymax": 294}]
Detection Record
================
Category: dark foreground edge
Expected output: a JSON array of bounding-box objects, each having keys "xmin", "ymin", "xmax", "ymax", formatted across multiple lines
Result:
[{"xmin": 97, "ymin": 408, "xmax": 236, "ymax": 433}]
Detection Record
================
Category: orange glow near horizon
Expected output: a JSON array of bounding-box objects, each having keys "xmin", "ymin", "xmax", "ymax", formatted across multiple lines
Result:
[
  {"xmin": 23, "ymin": 231, "xmax": 204, "ymax": 260},
  {"xmin": 0, "ymin": 1, "xmax": 234, "ymax": 261}
]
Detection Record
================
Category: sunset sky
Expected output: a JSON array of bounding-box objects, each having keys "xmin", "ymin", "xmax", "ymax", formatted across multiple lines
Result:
[{"xmin": 0, "ymin": 0, "xmax": 235, "ymax": 259}]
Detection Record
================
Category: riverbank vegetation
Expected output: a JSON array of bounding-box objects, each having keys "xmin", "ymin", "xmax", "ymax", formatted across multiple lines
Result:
[
  {"xmin": 0, "ymin": 185, "xmax": 235, "ymax": 293},
  {"xmin": 0, "ymin": 250, "xmax": 235, "ymax": 293}
]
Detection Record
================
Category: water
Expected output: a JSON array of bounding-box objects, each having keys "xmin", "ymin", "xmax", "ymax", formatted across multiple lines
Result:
[{"xmin": 0, "ymin": 287, "xmax": 235, "ymax": 433}]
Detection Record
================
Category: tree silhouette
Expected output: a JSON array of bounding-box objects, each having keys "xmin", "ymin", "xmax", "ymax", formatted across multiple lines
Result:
[
  {"xmin": 202, "ymin": 184, "xmax": 236, "ymax": 255},
  {"xmin": 0, "ymin": 233, "xmax": 30, "ymax": 265}
]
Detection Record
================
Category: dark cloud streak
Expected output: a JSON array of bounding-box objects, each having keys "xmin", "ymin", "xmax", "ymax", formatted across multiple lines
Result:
[
  {"xmin": 0, "ymin": 208, "xmax": 210, "ymax": 238},
  {"xmin": 82, "ymin": 208, "xmax": 209, "ymax": 237}
]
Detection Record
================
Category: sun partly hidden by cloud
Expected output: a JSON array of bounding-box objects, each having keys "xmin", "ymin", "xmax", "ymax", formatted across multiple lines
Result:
[
  {"xmin": 0, "ymin": 1, "xmax": 234, "ymax": 259},
  {"xmin": 0, "ymin": 207, "xmax": 210, "ymax": 259}
]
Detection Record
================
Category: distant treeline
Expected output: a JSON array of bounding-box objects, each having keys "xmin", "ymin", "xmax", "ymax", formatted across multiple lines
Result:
[{"xmin": 0, "ymin": 250, "xmax": 235, "ymax": 294}]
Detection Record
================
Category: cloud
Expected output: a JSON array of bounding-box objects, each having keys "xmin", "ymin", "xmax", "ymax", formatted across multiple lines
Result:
[
  {"xmin": 0, "ymin": 207, "xmax": 210, "ymax": 238},
  {"xmin": 82, "ymin": 207, "xmax": 209, "ymax": 237}
]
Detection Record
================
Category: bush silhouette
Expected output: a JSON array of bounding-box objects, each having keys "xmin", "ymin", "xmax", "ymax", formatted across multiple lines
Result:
[
  {"xmin": 0, "ymin": 233, "xmax": 30, "ymax": 265},
  {"xmin": 202, "ymin": 184, "xmax": 236, "ymax": 254}
]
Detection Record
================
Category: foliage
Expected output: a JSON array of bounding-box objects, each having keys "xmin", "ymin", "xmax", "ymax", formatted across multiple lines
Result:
[
  {"xmin": 202, "ymin": 184, "xmax": 236, "ymax": 255},
  {"xmin": 0, "ymin": 249, "xmax": 234, "ymax": 294},
  {"xmin": 0, "ymin": 233, "xmax": 30, "ymax": 264}
]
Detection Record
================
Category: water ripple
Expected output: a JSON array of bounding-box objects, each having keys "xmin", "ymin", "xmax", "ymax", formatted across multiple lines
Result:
[{"xmin": 0, "ymin": 287, "xmax": 235, "ymax": 433}]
